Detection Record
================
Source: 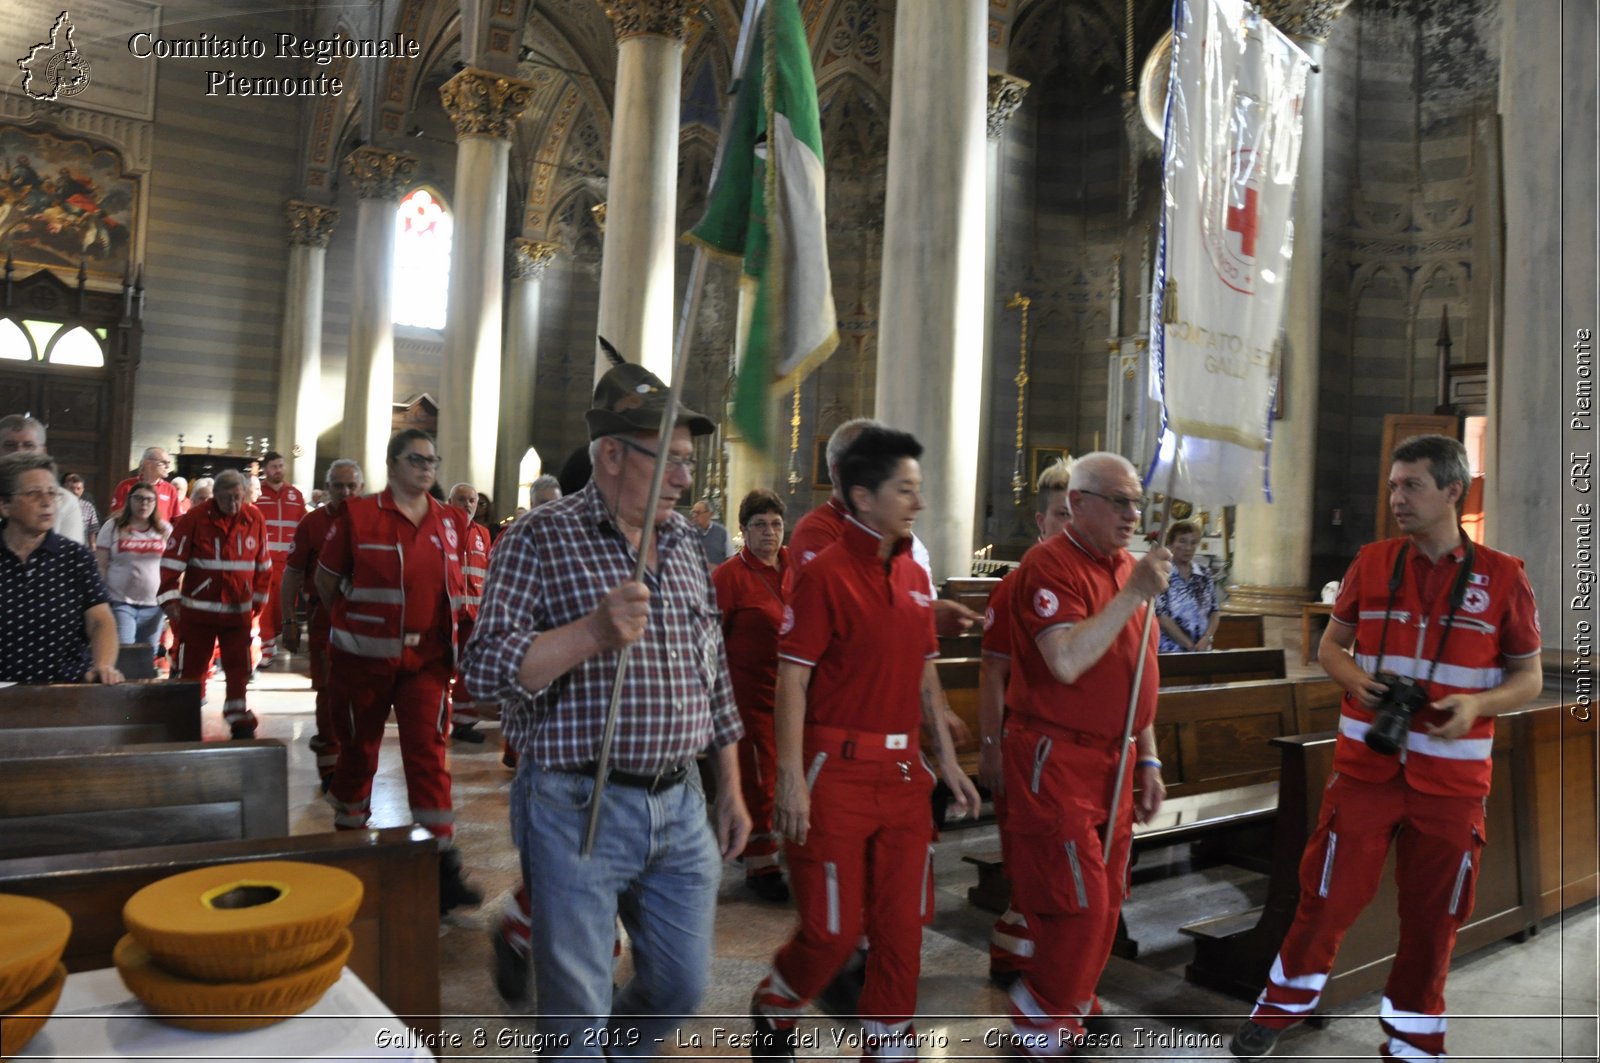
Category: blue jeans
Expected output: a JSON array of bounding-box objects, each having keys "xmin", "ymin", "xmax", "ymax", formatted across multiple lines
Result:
[
  {"xmin": 110, "ymin": 601, "xmax": 164, "ymax": 648},
  {"xmin": 512, "ymin": 762, "xmax": 721, "ymax": 1058}
]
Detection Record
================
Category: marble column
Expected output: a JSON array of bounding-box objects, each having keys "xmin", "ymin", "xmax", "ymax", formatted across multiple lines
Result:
[
  {"xmin": 982, "ymin": 72, "xmax": 1029, "ymax": 538},
  {"xmin": 496, "ymin": 238, "xmax": 559, "ymax": 511},
  {"xmin": 341, "ymin": 146, "xmax": 418, "ymax": 492},
  {"xmin": 874, "ymin": 1, "xmax": 988, "ymax": 581},
  {"xmin": 1226, "ymin": 1, "xmax": 1349, "ymax": 616},
  {"xmin": 594, "ymin": 0, "xmax": 692, "ymax": 382},
  {"xmin": 436, "ymin": 67, "xmax": 536, "ymax": 494},
  {"xmin": 275, "ymin": 201, "xmax": 339, "ymax": 491},
  {"xmin": 1496, "ymin": 0, "xmax": 1597, "ymax": 645}
]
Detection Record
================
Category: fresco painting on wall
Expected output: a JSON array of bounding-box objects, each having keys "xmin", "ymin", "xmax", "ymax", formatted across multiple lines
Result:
[{"xmin": 0, "ymin": 128, "xmax": 136, "ymax": 280}]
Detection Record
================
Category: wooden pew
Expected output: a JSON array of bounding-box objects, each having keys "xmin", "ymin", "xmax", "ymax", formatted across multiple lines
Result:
[
  {"xmin": 0, "ymin": 826, "xmax": 441, "ymax": 1038},
  {"xmin": 1157, "ymin": 647, "xmax": 1287, "ymax": 687},
  {"xmin": 1179, "ymin": 703, "xmax": 1580, "ymax": 1009},
  {"xmin": 937, "ymin": 657, "xmax": 983, "ymax": 776},
  {"xmin": 0, "ymin": 741, "xmax": 288, "ymax": 860},
  {"xmin": 1212, "ymin": 612, "xmax": 1266, "ymax": 649},
  {"xmin": 0, "ymin": 681, "xmax": 203, "ymax": 755}
]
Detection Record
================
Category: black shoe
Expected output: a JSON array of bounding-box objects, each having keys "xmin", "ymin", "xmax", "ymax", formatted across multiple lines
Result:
[
  {"xmin": 750, "ymin": 1008, "xmax": 796, "ymax": 1060},
  {"xmin": 453, "ymin": 724, "xmax": 487, "ymax": 744},
  {"xmin": 816, "ymin": 948, "xmax": 866, "ymax": 1018},
  {"xmin": 491, "ymin": 928, "xmax": 531, "ymax": 1007},
  {"xmin": 1229, "ymin": 1020, "xmax": 1281, "ymax": 1061},
  {"xmin": 501, "ymin": 748, "xmax": 518, "ymax": 770},
  {"xmin": 745, "ymin": 874, "xmax": 790, "ymax": 903},
  {"xmin": 439, "ymin": 848, "xmax": 484, "ymax": 914},
  {"xmin": 989, "ymin": 966, "xmax": 1023, "ymax": 989},
  {"xmin": 230, "ymin": 723, "xmax": 256, "ymax": 740}
]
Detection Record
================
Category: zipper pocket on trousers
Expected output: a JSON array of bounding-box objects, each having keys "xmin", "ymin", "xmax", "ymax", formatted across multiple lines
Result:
[
  {"xmin": 1031, "ymin": 737, "xmax": 1053, "ymax": 794},
  {"xmin": 1064, "ymin": 840, "xmax": 1088, "ymax": 909},
  {"xmin": 1319, "ymin": 832, "xmax": 1338, "ymax": 898},
  {"xmin": 824, "ymin": 862, "xmax": 840, "ymax": 934},
  {"xmin": 919, "ymin": 844, "xmax": 935, "ymax": 917},
  {"xmin": 1448, "ymin": 851, "xmax": 1473, "ymax": 915}
]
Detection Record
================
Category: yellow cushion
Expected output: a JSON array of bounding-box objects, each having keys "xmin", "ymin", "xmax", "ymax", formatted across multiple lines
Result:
[
  {"xmin": 113, "ymin": 929, "xmax": 352, "ymax": 1032},
  {"xmin": 0, "ymin": 962, "xmax": 66, "ymax": 1060},
  {"xmin": 0, "ymin": 896, "xmax": 71, "ymax": 1012}
]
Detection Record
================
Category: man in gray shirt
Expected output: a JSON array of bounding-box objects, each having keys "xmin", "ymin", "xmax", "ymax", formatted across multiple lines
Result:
[{"xmin": 690, "ymin": 499, "xmax": 731, "ymax": 570}]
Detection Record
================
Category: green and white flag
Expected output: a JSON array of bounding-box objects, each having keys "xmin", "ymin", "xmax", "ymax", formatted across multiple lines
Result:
[{"xmin": 686, "ymin": 0, "xmax": 836, "ymax": 451}]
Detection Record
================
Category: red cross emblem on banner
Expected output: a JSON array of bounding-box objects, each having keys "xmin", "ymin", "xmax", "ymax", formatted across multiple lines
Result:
[{"xmin": 1226, "ymin": 186, "xmax": 1259, "ymax": 259}]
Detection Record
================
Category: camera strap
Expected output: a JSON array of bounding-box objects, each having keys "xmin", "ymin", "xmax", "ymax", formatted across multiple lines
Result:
[{"xmin": 1374, "ymin": 532, "xmax": 1478, "ymax": 692}]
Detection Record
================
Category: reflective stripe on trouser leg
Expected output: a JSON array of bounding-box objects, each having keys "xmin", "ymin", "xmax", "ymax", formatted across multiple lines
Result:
[
  {"xmin": 991, "ymin": 906, "xmax": 1036, "ymax": 968},
  {"xmin": 326, "ymin": 791, "xmax": 372, "ymax": 830},
  {"xmin": 325, "ymin": 659, "xmax": 395, "ymax": 825},
  {"xmin": 395, "ymin": 667, "xmax": 455, "ymax": 843},
  {"xmin": 752, "ymin": 967, "xmax": 807, "ymax": 1026},
  {"xmin": 217, "ymin": 624, "xmax": 254, "ymax": 730},
  {"xmin": 738, "ymin": 710, "xmax": 780, "ymax": 871},
  {"xmin": 1380, "ymin": 996, "xmax": 1446, "ymax": 1061}
]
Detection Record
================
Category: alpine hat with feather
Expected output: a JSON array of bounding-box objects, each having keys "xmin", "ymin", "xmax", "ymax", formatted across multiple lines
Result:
[{"xmin": 585, "ymin": 336, "xmax": 715, "ymax": 440}]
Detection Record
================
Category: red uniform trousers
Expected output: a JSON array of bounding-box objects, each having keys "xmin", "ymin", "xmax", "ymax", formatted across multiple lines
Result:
[
  {"xmin": 306, "ymin": 608, "xmax": 339, "ymax": 780},
  {"xmin": 449, "ymin": 617, "xmax": 480, "ymax": 728},
  {"xmin": 1249, "ymin": 771, "xmax": 1485, "ymax": 1061},
  {"xmin": 756, "ymin": 737, "xmax": 936, "ymax": 1055},
  {"xmin": 988, "ymin": 788, "xmax": 1036, "ymax": 980},
  {"xmin": 737, "ymin": 707, "xmax": 781, "ymax": 880},
  {"xmin": 259, "ymin": 557, "xmax": 286, "ymax": 664},
  {"xmin": 1002, "ymin": 724, "xmax": 1133, "ymax": 1057},
  {"xmin": 175, "ymin": 613, "xmax": 254, "ymax": 731},
  {"xmin": 325, "ymin": 646, "xmax": 457, "ymax": 844}
]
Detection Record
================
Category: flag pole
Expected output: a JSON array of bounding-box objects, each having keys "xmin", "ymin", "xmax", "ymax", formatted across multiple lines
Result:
[
  {"xmin": 583, "ymin": 0, "xmax": 767, "ymax": 858},
  {"xmin": 1102, "ymin": 433, "xmax": 1183, "ymax": 863}
]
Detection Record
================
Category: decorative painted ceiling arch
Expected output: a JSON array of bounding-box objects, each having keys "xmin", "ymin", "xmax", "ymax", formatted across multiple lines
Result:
[
  {"xmin": 1011, "ymin": 0, "xmax": 1128, "ymax": 90},
  {"xmin": 522, "ymin": 85, "xmax": 590, "ymax": 238},
  {"xmin": 811, "ymin": 0, "xmax": 892, "ymax": 87}
]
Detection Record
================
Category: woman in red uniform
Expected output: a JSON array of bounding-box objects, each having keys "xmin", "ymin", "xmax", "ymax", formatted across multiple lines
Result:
[
  {"xmin": 712, "ymin": 488, "xmax": 790, "ymax": 902},
  {"xmin": 752, "ymin": 427, "xmax": 980, "ymax": 1059}
]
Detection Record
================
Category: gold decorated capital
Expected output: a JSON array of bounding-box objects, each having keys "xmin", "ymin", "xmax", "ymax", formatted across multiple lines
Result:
[
  {"xmin": 599, "ymin": 0, "xmax": 700, "ymax": 42},
  {"xmin": 285, "ymin": 200, "xmax": 340, "ymax": 248},
  {"xmin": 342, "ymin": 146, "xmax": 420, "ymax": 200},
  {"xmin": 440, "ymin": 67, "xmax": 537, "ymax": 140},
  {"xmin": 987, "ymin": 71, "xmax": 1030, "ymax": 141},
  {"xmin": 1259, "ymin": 0, "xmax": 1353, "ymax": 43},
  {"xmin": 510, "ymin": 239, "xmax": 560, "ymax": 281},
  {"xmin": 590, "ymin": 202, "xmax": 608, "ymax": 233}
]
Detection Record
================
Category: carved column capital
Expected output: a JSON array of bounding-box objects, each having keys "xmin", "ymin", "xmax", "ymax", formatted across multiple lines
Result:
[
  {"xmin": 598, "ymin": 0, "xmax": 700, "ymax": 42},
  {"xmin": 285, "ymin": 201, "xmax": 340, "ymax": 248},
  {"xmin": 342, "ymin": 146, "xmax": 420, "ymax": 200},
  {"xmin": 987, "ymin": 71, "xmax": 1031, "ymax": 141},
  {"xmin": 510, "ymin": 239, "xmax": 560, "ymax": 281},
  {"xmin": 440, "ymin": 67, "xmax": 537, "ymax": 140},
  {"xmin": 1259, "ymin": 0, "xmax": 1353, "ymax": 44}
]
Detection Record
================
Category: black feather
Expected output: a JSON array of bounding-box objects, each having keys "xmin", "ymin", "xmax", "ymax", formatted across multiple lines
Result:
[{"xmin": 597, "ymin": 335, "xmax": 626, "ymax": 367}]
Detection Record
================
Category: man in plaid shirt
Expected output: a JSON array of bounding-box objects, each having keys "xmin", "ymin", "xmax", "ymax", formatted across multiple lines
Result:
[{"xmin": 462, "ymin": 359, "xmax": 750, "ymax": 1054}]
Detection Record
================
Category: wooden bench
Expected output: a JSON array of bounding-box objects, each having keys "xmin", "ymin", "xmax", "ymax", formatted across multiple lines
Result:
[
  {"xmin": 936, "ymin": 657, "xmax": 982, "ymax": 777},
  {"xmin": 1157, "ymin": 647, "xmax": 1287, "ymax": 687},
  {"xmin": 1212, "ymin": 612, "xmax": 1266, "ymax": 649},
  {"xmin": 1178, "ymin": 701, "xmax": 1590, "ymax": 1009},
  {"xmin": 0, "ymin": 826, "xmax": 441, "ymax": 1038},
  {"xmin": 0, "ymin": 741, "xmax": 288, "ymax": 860},
  {"xmin": 0, "ymin": 681, "xmax": 203, "ymax": 755}
]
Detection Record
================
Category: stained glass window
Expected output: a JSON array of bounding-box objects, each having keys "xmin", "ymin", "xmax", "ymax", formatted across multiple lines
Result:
[{"xmin": 393, "ymin": 187, "xmax": 453, "ymax": 330}]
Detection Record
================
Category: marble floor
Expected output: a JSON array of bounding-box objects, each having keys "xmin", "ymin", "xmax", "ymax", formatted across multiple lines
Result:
[{"xmin": 232, "ymin": 640, "xmax": 1596, "ymax": 1062}]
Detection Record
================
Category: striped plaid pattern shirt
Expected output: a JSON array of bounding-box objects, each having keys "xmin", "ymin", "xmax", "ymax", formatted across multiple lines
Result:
[{"xmin": 461, "ymin": 482, "xmax": 742, "ymax": 774}]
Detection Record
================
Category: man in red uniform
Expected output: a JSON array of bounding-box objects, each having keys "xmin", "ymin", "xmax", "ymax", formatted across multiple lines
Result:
[
  {"xmin": 315, "ymin": 429, "xmax": 481, "ymax": 913},
  {"xmin": 446, "ymin": 481, "xmax": 494, "ymax": 745},
  {"xmin": 111, "ymin": 447, "xmax": 181, "ymax": 525},
  {"xmin": 255, "ymin": 451, "xmax": 307, "ymax": 669},
  {"xmin": 712, "ymin": 487, "xmax": 791, "ymax": 902},
  {"xmin": 752, "ymin": 426, "xmax": 980, "ymax": 1059},
  {"xmin": 1002, "ymin": 451, "xmax": 1170, "ymax": 1058},
  {"xmin": 1230, "ymin": 435, "xmax": 1542, "ymax": 1062},
  {"xmin": 978, "ymin": 458, "xmax": 1072, "ymax": 988},
  {"xmin": 281, "ymin": 458, "xmax": 363, "ymax": 790},
  {"xmin": 158, "ymin": 468, "xmax": 271, "ymax": 739}
]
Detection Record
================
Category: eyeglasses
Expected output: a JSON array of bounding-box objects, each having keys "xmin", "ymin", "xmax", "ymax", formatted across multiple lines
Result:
[
  {"xmin": 745, "ymin": 519, "xmax": 784, "ymax": 532},
  {"xmin": 1078, "ymin": 489, "xmax": 1144, "ymax": 513},
  {"xmin": 130, "ymin": 494, "xmax": 157, "ymax": 504},
  {"xmin": 617, "ymin": 437, "xmax": 698, "ymax": 473},
  {"xmin": 148, "ymin": 458, "xmax": 171, "ymax": 467},
  {"xmin": 10, "ymin": 487, "xmax": 62, "ymax": 503},
  {"xmin": 401, "ymin": 453, "xmax": 442, "ymax": 469}
]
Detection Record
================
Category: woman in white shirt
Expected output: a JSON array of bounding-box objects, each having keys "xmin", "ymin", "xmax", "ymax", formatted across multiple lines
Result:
[{"xmin": 95, "ymin": 483, "xmax": 170, "ymax": 647}]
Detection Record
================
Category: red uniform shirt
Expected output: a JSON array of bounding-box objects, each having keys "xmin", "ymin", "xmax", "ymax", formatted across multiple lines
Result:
[
  {"xmin": 257, "ymin": 480, "xmax": 307, "ymax": 562},
  {"xmin": 1328, "ymin": 536, "xmax": 1540, "ymax": 797},
  {"xmin": 779, "ymin": 518, "xmax": 938, "ymax": 736},
  {"xmin": 460, "ymin": 520, "xmax": 492, "ymax": 619},
  {"xmin": 156, "ymin": 499, "xmax": 271, "ymax": 624},
  {"xmin": 1005, "ymin": 527, "xmax": 1159, "ymax": 739},
  {"xmin": 787, "ymin": 497, "xmax": 850, "ymax": 577},
  {"xmin": 981, "ymin": 568, "xmax": 1018, "ymax": 661},
  {"xmin": 112, "ymin": 477, "xmax": 181, "ymax": 526},
  {"xmin": 285, "ymin": 504, "xmax": 337, "ymax": 618},
  {"xmin": 713, "ymin": 546, "xmax": 789, "ymax": 715}
]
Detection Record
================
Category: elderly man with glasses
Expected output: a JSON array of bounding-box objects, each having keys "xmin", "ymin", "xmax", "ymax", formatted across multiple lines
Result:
[
  {"xmin": 112, "ymin": 446, "xmax": 181, "ymax": 524},
  {"xmin": 463, "ymin": 359, "xmax": 749, "ymax": 1047},
  {"xmin": 1, "ymin": 413, "xmax": 86, "ymax": 544},
  {"xmin": 0, "ymin": 451, "xmax": 121, "ymax": 684}
]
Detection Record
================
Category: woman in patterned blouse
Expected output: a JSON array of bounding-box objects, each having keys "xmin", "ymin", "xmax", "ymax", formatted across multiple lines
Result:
[{"xmin": 1154, "ymin": 520, "xmax": 1220, "ymax": 653}]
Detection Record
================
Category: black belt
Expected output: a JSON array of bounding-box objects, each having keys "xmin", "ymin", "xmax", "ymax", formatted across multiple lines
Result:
[{"xmin": 572, "ymin": 762, "xmax": 690, "ymax": 793}]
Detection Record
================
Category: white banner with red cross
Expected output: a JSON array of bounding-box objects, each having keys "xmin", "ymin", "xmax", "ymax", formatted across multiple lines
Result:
[{"xmin": 1146, "ymin": 0, "xmax": 1313, "ymax": 505}]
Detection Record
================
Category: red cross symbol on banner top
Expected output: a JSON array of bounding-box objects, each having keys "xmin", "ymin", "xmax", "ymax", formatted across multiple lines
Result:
[{"xmin": 1226, "ymin": 185, "xmax": 1259, "ymax": 259}]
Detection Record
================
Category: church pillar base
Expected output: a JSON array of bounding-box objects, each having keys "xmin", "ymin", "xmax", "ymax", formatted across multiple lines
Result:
[{"xmin": 1224, "ymin": 583, "xmax": 1312, "ymax": 618}]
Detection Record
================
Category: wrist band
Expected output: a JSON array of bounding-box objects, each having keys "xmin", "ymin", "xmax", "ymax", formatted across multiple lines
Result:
[{"xmin": 1136, "ymin": 757, "xmax": 1162, "ymax": 770}]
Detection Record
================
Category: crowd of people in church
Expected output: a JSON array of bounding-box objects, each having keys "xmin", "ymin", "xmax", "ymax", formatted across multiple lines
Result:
[{"xmin": 0, "ymin": 375, "xmax": 1543, "ymax": 1059}]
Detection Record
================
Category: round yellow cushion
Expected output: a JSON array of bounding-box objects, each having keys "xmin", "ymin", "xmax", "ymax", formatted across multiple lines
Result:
[
  {"xmin": 0, "ymin": 962, "xmax": 66, "ymax": 1060},
  {"xmin": 0, "ymin": 896, "xmax": 71, "ymax": 1012},
  {"xmin": 114, "ymin": 929, "xmax": 352, "ymax": 1032},
  {"xmin": 122, "ymin": 861, "xmax": 362, "ymax": 981}
]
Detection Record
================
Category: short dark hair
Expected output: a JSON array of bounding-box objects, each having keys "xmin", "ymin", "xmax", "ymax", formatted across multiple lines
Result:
[
  {"xmin": 262, "ymin": 450, "xmax": 284, "ymax": 464},
  {"xmin": 386, "ymin": 428, "xmax": 434, "ymax": 464},
  {"xmin": 1392, "ymin": 434, "xmax": 1470, "ymax": 496},
  {"xmin": 62, "ymin": 473, "xmax": 83, "ymax": 486},
  {"xmin": 837, "ymin": 426, "xmax": 923, "ymax": 515},
  {"xmin": 1165, "ymin": 519, "xmax": 1202, "ymax": 545},
  {"xmin": 738, "ymin": 488, "xmax": 786, "ymax": 528}
]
